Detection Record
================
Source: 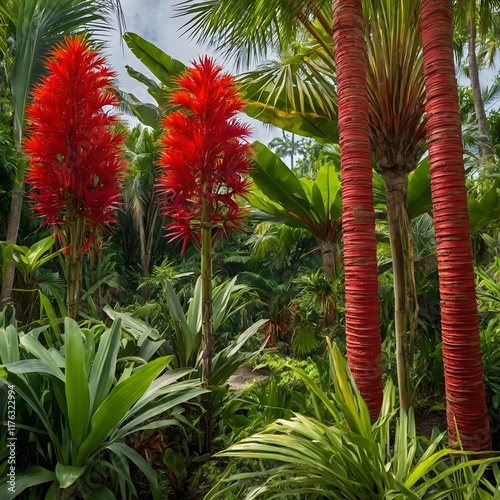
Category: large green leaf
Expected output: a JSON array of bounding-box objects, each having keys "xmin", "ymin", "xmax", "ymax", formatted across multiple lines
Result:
[
  {"xmin": 1, "ymin": 359, "xmax": 62, "ymax": 378},
  {"xmin": 407, "ymin": 158, "xmax": 432, "ymax": 219},
  {"xmin": 0, "ymin": 324, "xmax": 20, "ymax": 364},
  {"xmin": 313, "ymin": 162, "xmax": 342, "ymax": 221},
  {"xmin": 108, "ymin": 443, "xmax": 162, "ymax": 500},
  {"xmin": 164, "ymin": 281, "xmax": 197, "ymax": 367},
  {"xmin": 0, "ymin": 465, "xmax": 55, "ymax": 500},
  {"xmin": 186, "ymin": 277, "xmax": 203, "ymax": 335},
  {"xmin": 250, "ymin": 141, "xmax": 312, "ymax": 221},
  {"xmin": 468, "ymin": 176, "xmax": 500, "ymax": 235},
  {"xmin": 125, "ymin": 65, "xmax": 167, "ymax": 107},
  {"xmin": 19, "ymin": 334, "xmax": 65, "ymax": 380},
  {"xmin": 65, "ymin": 318, "xmax": 91, "ymax": 456},
  {"xmin": 248, "ymin": 142, "xmax": 342, "ymax": 242},
  {"xmin": 76, "ymin": 356, "xmax": 170, "ymax": 465},
  {"xmin": 55, "ymin": 463, "xmax": 85, "ymax": 489},
  {"xmin": 244, "ymin": 100, "xmax": 338, "ymax": 144},
  {"xmin": 88, "ymin": 319, "xmax": 121, "ymax": 413},
  {"xmin": 119, "ymin": 91, "xmax": 162, "ymax": 128},
  {"xmin": 123, "ymin": 32, "xmax": 186, "ymax": 85},
  {"xmin": 120, "ymin": 376, "xmax": 205, "ymax": 436}
]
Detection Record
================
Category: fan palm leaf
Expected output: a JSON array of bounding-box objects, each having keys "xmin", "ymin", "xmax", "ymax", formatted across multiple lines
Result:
[{"xmin": 175, "ymin": 0, "xmax": 331, "ymax": 69}]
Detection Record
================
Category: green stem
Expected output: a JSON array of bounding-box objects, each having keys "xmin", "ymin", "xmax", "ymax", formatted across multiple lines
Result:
[
  {"xmin": 65, "ymin": 214, "xmax": 84, "ymax": 320},
  {"xmin": 200, "ymin": 193, "xmax": 213, "ymax": 454}
]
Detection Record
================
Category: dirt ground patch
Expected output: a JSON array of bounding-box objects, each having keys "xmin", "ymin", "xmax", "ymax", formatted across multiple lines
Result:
[{"xmin": 227, "ymin": 364, "xmax": 271, "ymax": 391}]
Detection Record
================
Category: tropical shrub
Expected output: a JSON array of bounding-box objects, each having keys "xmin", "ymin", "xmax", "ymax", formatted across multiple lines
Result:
[
  {"xmin": 0, "ymin": 316, "xmax": 204, "ymax": 499},
  {"xmin": 0, "ymin": 236, "xmax": 65, "ymax": 328},
  {"xmin": 207, "ymin": 341, "xmax": 500, "ymax": 498}
]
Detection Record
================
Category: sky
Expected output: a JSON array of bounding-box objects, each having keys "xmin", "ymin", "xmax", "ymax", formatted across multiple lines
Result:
[
  {"xmin": 103, "ymin": 0, "xmax": 277, "ymax": 145},
  {"xmin": 103, "ymin": 1, "xmax": 500, "ymax": 146}
]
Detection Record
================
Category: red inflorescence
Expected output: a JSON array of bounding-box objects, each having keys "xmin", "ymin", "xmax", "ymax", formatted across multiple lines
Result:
[
  {"xmin": 158, "ymin": 56, "xmax": 252, "ymax": 252},
  {"xmin": 24, "ymin": 35, "xmax": 126, "ymax": 248}
]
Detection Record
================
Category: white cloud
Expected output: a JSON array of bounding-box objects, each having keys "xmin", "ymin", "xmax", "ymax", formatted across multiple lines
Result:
[{"xmin": 104, "ymin": 0, "xmax": 276, "ymax": 144}]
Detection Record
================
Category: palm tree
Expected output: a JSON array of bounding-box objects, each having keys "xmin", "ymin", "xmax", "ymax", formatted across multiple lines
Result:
[
  {"xmin": 123, "ymin": 125, "xmax": 163, "ymax": 278},
  {"xmin": 332, "ymin": 0, "xmax": 383, "ymax": 420},
  {"xmin": 269, "ymin": 132, "xmax": 296, "ymax": 170},
  {"xmin": 364, "ymin": 0, "xmax": 426, "ymax": 410},
  {"xmin": 177, "ymin": 0, "xmax": 425, "ymax": 411},
  {"xmin": 248, "ymin": 143, "xmax": 342, "ymax": 280},
  {"xmin": 0, "ymin": 0, "xmax": 125, "ymax": 307},
  {"xmin": 419, "ymin": 0, "xmax": 491, "ymax": 451},
  {"xmin": 453, "ymin": 0, "xmax": 500, "ymax": 157}
]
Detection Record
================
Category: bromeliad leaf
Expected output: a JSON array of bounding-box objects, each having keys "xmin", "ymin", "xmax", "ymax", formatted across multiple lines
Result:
[
  {"xmin": 76, "ymin": 356, "xmax": 171, "ymax": 465},
  {"xmin": 65, "ymin": 318, "xmax": 91, "ymax": 457}
]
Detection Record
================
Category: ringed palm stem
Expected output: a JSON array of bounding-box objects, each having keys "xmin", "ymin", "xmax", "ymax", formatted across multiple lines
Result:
[
  {"xmin": 420, "ymin": 0, "xmax": 491, "ymax": 452},
  {"xmin": 177, "ymin": 0, "xmax": 423, "ymax": 412},
  {"xmin": 333, "ymin": 0, "xmax": 383, "ymax": 420}
]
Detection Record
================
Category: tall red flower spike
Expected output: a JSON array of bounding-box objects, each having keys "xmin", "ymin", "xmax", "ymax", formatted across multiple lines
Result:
[
  {"xmin": 158, "ymin": 56, "xmax": 252, "ymax": 251},
  {"xmin": 24, "ymin": 35, "xmax": 126, "ymax": 249}
]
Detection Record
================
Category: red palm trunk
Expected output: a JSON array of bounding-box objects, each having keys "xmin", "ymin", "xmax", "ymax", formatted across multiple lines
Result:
[
  {"xmin": 419, "ymin": 0, "xmax": 490, "ymax": 451},
  {"xmin": 332, "ymin": 0, "xmax": 383, "ymax": 420}
]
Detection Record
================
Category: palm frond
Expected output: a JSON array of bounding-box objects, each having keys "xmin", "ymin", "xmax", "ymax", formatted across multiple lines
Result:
[
  {"xmin": 365, "ymin": 0, "xmax": 426, "ymax": 173},
  {"xmin": 174, "ymin": 0, "xmax": 331, "ymax": 69}
]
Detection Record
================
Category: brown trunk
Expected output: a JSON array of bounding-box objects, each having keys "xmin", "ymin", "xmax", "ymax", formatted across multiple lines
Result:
[
  {"xmin": 467, "ymin": 19, "xmax": 493, "ymax": 157},
  {"xmin": 383, "ymin": 172, "xmax": 411, "ymax": 411},
  {"xmin": 319, "ymin": 238, "xmax": 336, "ymax": 279},
  {"xmin": 319, "ymin": 238, "xmax": 337, "ymax": 328},
  {"xmin": 0, "ymin": 181, "xmax": 24, "ymax": 307}
]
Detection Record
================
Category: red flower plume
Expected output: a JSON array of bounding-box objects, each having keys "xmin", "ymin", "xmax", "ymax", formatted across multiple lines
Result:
[
  {"xmin": 158, "ymin": 56, "xmax": 252, "ymax": 251},
  {"xmin": 24, "ymin": 35, "xmax": 126, "ymax": 249}
]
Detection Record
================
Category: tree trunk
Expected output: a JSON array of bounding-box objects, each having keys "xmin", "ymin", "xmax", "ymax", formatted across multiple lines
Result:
[
  {"xmin": 0, "ymin": 181, "xmax": 23, "ymax": 307},
  {"xmin": 420, "ymin": 0, "xmax": 491, "ymax": 452},
  {"xmin": 332, "ymin": 0, "xmax": 383, "ymax": 421},
  {"xmin": 319, "ymin": 238, "xmax": 336, "ymax": 279},
  {"xmin": 467, "ymin": 19, "xmax": 493, "ymax": 157},
  {"xmin": 319, "ymin": 238, "xmax": 337, "ymax": 328},
  {"xmin": 383, "ymin": 172, "xmax": 411, "ymax": 411}
]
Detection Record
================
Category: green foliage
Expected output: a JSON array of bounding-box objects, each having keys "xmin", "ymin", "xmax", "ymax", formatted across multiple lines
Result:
[
  {"xmin": 120, "ymin": 32, "xmax": 186, "ymax": 128},
  {"xmin": 0, "ymin": 317, "xmax": 203, "ymax": 498},
  {"xmin": 208, "ymin": 341, "xmax": 500, "ymax": 498},
  {"xmin": 106, "ymin": 277, "xmax": 267, "ymax": 459},
  {"xmin": 248, "ymin": 142, "xmax": 342, "ymax": 239},
  {"xmin": 468, "ymin": 174, "xmax": 500, "ymax": 236},
  {"xmin": 268, "ymin": 132, "xmax": 325, "ymax": 178},
  {"xmin": 1, "ymin": 235, "xmax": 65, "ymax": 331},
  {"xmin": 481, "ymin": 317, "xmax": 500, "ymax": 409}
]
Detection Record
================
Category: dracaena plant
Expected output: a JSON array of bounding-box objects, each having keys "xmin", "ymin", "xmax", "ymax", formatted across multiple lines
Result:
[
  {"xmin": 23, "ymin": 34, "xmax": 126, "ymax": 320},
  {"xmin": 158, "ymin": 56, "xmax": 252, "ymax": 389}
]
